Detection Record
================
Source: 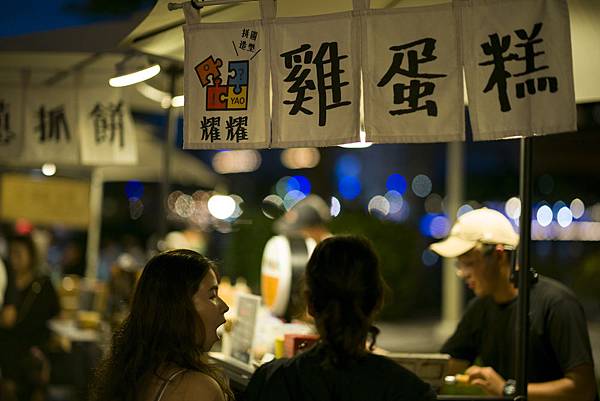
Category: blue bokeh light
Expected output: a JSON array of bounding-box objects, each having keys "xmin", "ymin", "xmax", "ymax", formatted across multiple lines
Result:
[
  {"xmin": 125, "ymin": 180, "xmax": 144, "ymax": 200},
  {"xmin": 338, "ymin": 176, "xmax": 361, "ymax": 200},
  {"xmin": 335, "ymin": 154, "xmax": 361, "ymax": 178},
  {"xmin": 293, "ymin": 175, "xmax": 311, "ymax": 195},
  {"xmin": 386, "ymin": 174, "xmax": 407, "ymax": 194}
]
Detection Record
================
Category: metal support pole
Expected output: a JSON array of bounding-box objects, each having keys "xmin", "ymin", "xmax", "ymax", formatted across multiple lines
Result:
[
  {"xmin": 85, "ymin": 168, "xmax": 103, "ymax": 280},
  {"xmin": 515, "ymin": 136, "xmax": 533, "ymax": 400},
  {"xmin": 158, "ymin": 68, "xmax": 179, "ymax": 242},
  {"xmin": 438, "ymin": 141, "xmax": 465, "ymax": 338}
]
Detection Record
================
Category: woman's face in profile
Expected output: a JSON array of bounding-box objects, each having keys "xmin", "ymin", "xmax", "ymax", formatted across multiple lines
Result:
[{"xmin": 192, "ymin": 269, "xmax": 229, "ymax": 351}]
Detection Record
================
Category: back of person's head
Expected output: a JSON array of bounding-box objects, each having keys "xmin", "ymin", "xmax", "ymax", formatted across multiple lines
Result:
[
  {"xmin": 92, "ymin": 249, "xmax": 232, "ymax": 401},
  {"xmin": 305, "ymin": 235, "xmax": 385, "ymax": 366}
]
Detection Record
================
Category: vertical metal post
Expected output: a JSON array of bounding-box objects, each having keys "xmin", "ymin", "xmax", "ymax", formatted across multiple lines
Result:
[
  {"xmin": 85, "ymin": 168, "xmax": 103, "ymax": 279},
  {"xmin": 439, "ymin": 141, "xmax": 465, "ymax": 336},
  {"xmin": 158, "ymin": 68, "xmax": 179, "ymax": 242},
  {"xmin": 515, "ymin": 136, "xmax": 533, "ymax": 399}
]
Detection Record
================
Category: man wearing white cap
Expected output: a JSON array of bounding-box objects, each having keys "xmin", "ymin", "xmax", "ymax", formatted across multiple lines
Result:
[{"xmin": 431, "ymin": 208, "xmax": 597, "ymax": 400}]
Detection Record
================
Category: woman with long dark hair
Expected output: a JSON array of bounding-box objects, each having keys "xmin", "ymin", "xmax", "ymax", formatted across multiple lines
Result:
[
  {"xmin": 90, "ymin": 249, "xmax": 232, "ymax": 401},
  {"xmin": 0, "ymin": 234, "xmax": 60, "ymax": 401},
  {"xmin": 245, "ymin": 235, "xmax": 435, "ymax": 401}
]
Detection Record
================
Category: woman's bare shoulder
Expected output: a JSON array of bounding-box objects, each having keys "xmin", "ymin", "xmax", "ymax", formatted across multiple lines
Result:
[{"xmin": 179, "ymin": 371, "xmax": 225, "ymax": 401}]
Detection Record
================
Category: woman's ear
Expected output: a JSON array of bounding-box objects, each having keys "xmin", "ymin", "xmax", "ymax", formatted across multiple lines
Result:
[{"xmin": 304, "ymin": 290, "xmax": 315, "ymax": 317}]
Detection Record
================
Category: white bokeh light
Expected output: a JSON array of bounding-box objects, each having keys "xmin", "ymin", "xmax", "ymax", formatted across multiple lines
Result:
[
  {"xmin": 368, "ymin": 195, "xmax": 390, "ymax": 217},
  {"xmin": 557, "ymin": 207, "xmax": 573, "ymax": 228},
  {"xmin": 570, "ymin": 198, "xmax": 585, "ymax": 219},
  {"xmin": 207, "ymin": 195, "xmax": 236, "ymax": 220},
  {"xmin": 411, "ymin": 174, "xmax": 432, "ymax": 198},
  {"xmin": 41, "ymin": 163, "xmax": 56, "ymax": 176},
  {"xmin": 330, "ymin": 196, "xmax": 341, "ymax": 217},
  {"xmin": 537, "ymin": 205, "xmax": 553, "ymax": 227},
  {"xmin": 505, "ymin": 197, "xmax": 521, "ymax": 220}
]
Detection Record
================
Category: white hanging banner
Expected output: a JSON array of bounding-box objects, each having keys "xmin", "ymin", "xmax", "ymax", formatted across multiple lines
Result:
[
  {"xmin": 23, "ymin": 86, "xmax": 80, "ymax": 164},
  {"xmin": 0, "ymin": 87, "xmax": 24, "ymax": 161},
  {"xmin": 79, "ymin": 87, "xmax": 137, "ymax": 165},
  {"xmin": 461, "ymin": 0, "xmax": 576, "ymax": 140},
  {"xmin": 184, "ymin": 16, "xmax": 270, "ymax": 149},
  {"xmin": 270, "ymin": 12, "xmax": 361, "ymax": 147},
  {"xmin": 362, "ymin": 4, "xmax": 464, "ymax": 143}
]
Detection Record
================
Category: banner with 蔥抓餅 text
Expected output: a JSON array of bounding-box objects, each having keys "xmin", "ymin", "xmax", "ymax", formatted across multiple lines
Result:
[
  {"xmin": 270, "ymin": 12, "xmax": 361, "ymax": 148},
  {"xmin": 78, "ymin": 87, "xmax": 137, "ymax": 165},
  {"xmin": 183, "ymin": 12, "xmax": 270, "ymax": 149},
  {"xmin": 361, "ymin": 3, "xmax": 464, "ymax": 143},
  {"xmin": 23, "ymin": 86, "xmax": 80, "ymax": 164},
  {"xmin": 460, "ymin": 0, "xmax": 576, "ymax": 140},
  {"xmin": 0, "ymin": 87, "xmax": 24, "ymax": 161}
]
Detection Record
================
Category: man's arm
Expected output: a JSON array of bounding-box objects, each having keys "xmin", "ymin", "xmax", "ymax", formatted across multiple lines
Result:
[
  {"xmin": 528, "ymin": 363, "xmax": 597, "ymax": 401},
  {"xmin": 466, "ymin": 364, "xmax": 597, "ymax": 401}
]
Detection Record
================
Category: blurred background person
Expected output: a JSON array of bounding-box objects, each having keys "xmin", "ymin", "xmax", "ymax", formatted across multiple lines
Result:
[
  {"xmin": 90, "ymin": 249, "xmax": 232, "ymax": 401},
  {"xmin": 274, "ymin": 194, "xmax": 332, "ymax": 243},
  {"xmin": 246, "ymin": 235, "xmax": 436, "ymax": 401},
  {"xmin": 0, "ymin": 234, "xmax": 60, "ymax": 401}
]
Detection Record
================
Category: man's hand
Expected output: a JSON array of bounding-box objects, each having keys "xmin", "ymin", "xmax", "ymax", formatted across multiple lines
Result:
[{"xmin": 465, "ymin": 365, "xmax": 507, "ymax": 396}]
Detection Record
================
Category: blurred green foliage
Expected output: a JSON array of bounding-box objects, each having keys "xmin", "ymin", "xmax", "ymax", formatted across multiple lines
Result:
[{"xmin": 222, "ymin": 209, "xmax": 440, "ymax": 320}]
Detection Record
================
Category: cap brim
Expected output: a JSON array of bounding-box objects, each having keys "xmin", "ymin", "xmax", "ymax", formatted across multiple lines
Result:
[{"xmin": 430, "ymin": 236, "xmax": 477, "ymax": 258}]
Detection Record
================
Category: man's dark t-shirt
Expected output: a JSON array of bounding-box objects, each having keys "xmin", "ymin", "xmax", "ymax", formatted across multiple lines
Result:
[
  {"xmin": 245, "ymin": 343, "xmax": 436, "ymax": 401},
  {"xmin": 441, "ymin": 275, "xmax": 595, "ymax": 383}
]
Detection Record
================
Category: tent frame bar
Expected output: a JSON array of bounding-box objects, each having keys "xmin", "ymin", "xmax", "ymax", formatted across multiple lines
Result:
[{"xmin": 168, "ymin": 0, "xmax": 257, "ymax": 11}]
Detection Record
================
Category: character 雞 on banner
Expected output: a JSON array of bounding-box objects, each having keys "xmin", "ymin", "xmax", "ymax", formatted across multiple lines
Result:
[{"xmin": 270, "ymin": 12, "xmax": 360, "ymax": 148}]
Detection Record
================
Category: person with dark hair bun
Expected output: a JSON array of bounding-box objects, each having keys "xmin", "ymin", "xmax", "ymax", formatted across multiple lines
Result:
[
  {"xmin": 245, "ymin": 235, "xmax": 436, "ymax": 401},
  {"xmin": 90, "ymin": 249, "xmax": 232, "ymax": 401}
]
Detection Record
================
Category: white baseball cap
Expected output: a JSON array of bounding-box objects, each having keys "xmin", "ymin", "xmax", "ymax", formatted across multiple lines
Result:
[{"xmin": 430, "ymin": 207, "xmax": 519, "ymax": 258}]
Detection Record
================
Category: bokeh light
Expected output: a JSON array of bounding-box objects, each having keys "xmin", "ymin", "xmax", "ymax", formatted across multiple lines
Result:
[
  {"xmin": 175, "ymin": 194, "xmax": 194, "ymax": 218},
  {"xmin": 384, "ymin": 190, "xmax": 403, "ymax": 214},
  {"xmin": 386, "ymin": 174, "xmax": 407, "ymax": 194},
  {"xmin": 412, "ymin": 174, "xmax": 432, "ymax": 198},
  {"xmin": 262, "ymin": 195, "xmax": 284, "ymax": 219},
  {"xmin": 425, "ymin": 193, "xmax": 443, "ymax": 214},
  {"xmin": 505, "ymin": 197, "xmax": 521, "ymax": 220},
  {"xmin": 41, "ymin": 163, "xmax": 56, "ymax": 176},
  {"xmin": 207, "ymin": 195, "xmax": 236, "ymax": 220},
  {"xmin": 281, "ymin": 148, "xmax": 320, "ymax": 169},
  {"xmin": 457, "ymin": 204, "xmax": 474, "ymax": 218},
  {"xmin": 537, "ymin": 205, "xmax": 553, "ymax": 227},
  {"xmin": 368, "ymin": 195, "xmax": 390, "ymax": 218},
  {"xmin": 338, "ymin": 176, "xmax": 361, "ymax": 200},
  {"xmin": 283, "ymin": 190, "xmax": 306, "ymax": 210},
  {"xmin": 330, "ymin": 196, "xmax": 341, "ymax": 217},
  {"xmin": 557, "ymin": 207, "xmax": 573, "ymax": 228},
  {"xmin": 212, "ymin": 150, "xmax": 261, "ymax": 174},
  {"xmin": 570, "ymin": 198, "xmax": 585, "ymax": 219},
  {"xmin": 422, "ymin": 249, "xmax": 439, "ymax": 267},
  {"xmin": 430, "ymin": 215, "xmax": 451, "ymax": 239},
  {"xmin": 335, "ymin": 154, "xmax": 361, "ymax": 178},
  {"xmin": 293, "ymin": 175, "xmax": 311, "ymax": 195}
]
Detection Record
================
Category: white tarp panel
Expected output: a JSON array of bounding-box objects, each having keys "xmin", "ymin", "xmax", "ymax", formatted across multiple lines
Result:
[
  {"xmin": 79, "ymin": 87, "xmax": 138, "ymax": 165},
  {"xmin": 0, "ymin": 87, "xmax": 24, "ymax": 161},
  {"xmin": 270, "ymin": 12, "xmax": 361, "ymax": 147},
  {"xmin": 183, "ymin": 12, "xmax": 270, "ymax": 149},
  {"xmin": 23, "ymin": 86, "xmax": 80, "ymax": 164},
  {"xmin": 362, "ymin": 3, "xmax": 464, "ymax": 143},
  {"xmin": 461, "ymin": 0, "xmax": 577, "ymax": 140}
]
